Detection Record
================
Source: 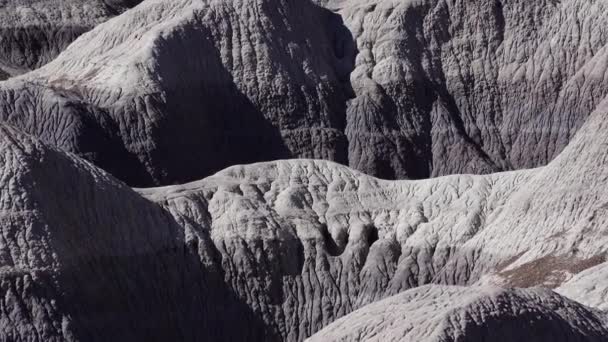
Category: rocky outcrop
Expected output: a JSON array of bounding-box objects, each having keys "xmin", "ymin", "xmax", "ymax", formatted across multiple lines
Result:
[
  {"xmin": 307, "ymin": 285, "xmax": 608, "ymax": 342},
  {"xmin": 2, "ymin": 0, "xmax": 608, "ymax": 186}
]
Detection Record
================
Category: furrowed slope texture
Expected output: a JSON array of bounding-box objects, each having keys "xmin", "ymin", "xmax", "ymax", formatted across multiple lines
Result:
[
  {"xmin": 0, "ymin": 124, "xmax": 283, "ymax": 342},
  {"xmin": 0, "ymin": 0, "xmax": 140, "ymax": 80},
  {"xmin": 0, "ymin": 0, "xmax": 354, "ymax": 186},
  {"xmin": 307, "ymin": 285, "xmax": 608, "ymax": 342},
  {"xmin": 141, "ymin": 159, "xmax": 527, "ymax": 340},
  {"xmin": 136, "ymin": 94, "xmax": 608, "ymax": 340},
  {"xmin": 2, "ymin": 0, "xmax": 608, "ymax": 186},
  {"xmin": 4, "ymin": 94, "xmax": 608, "ymax": 340},
  {"xmin": 340, "ymin": 0, "xmax": 608, "ymax": 179}
]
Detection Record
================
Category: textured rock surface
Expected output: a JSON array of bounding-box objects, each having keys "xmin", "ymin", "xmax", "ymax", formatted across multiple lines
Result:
[
  {"xmin": 0, "ymin": 123, "xmax": 180, "ymax": 340},
  {"xmin": 0, "ymin": 0, "xmax": 140, "ymax": 79},
  {"xmin": 3, "ymin": 0, "xmax": 608, "ymax": 341},
  {"xmin": 0, "ymin": 123, "xmax": 275, "ymax": 341},
  {"xmin": 307, "ymin": 285, "xmax": 608, "ymax": 342},
  {"xmin": 3, "ymin": 95, "xmax": 608, "ymax": 340},
  {"xmin": 340, "ymin": 0, "xmax": 608, "ymax": 179},
  {"xmin": 0, "ymin": 0, "xmax": 354, "ymax": 186},
  {"xmin": 2, "ymin": 0, "xmax": 608, "ymax": 186},
  {"xmin": 137, "ymin": 94, "xmax": 608, "ymax": 340}
]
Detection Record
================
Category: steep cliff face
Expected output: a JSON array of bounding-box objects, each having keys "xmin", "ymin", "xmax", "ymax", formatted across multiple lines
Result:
[
  {"xmin": 308, "ymin": 285, "xmax": 608, "ymax": 342},
  {"xmin": 0, "ymin": 0, "xmax": 140, "ymax": 79},
  {"xmin": 1, "ymin": 0, "xmax": 608, "ymax": 186}
]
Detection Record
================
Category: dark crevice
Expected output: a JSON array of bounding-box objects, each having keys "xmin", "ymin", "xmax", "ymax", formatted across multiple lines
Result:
[
  {"xmin": 365, "ymin": 225, "xmax": 379, "ymax": 247},
  {"xmin": 322, "ymin": 225, "xmax": 348, "ymax": 257}
]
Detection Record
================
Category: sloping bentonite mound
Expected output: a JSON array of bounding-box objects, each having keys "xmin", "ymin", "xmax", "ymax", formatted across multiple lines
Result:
[
  {"xmin": 3, "ymin": 82, "xmax": 608, "ymax": 340},
  {"xmin": 137, "ymin": 93, "xmax": 608, "ymax": 340},
  {"xmin": 308, "ymin": 285, "xmax": 608, "ymax": 342},
  {"xmin": 0, "ymin": 0, "xmax": 141, "ymax": 80},
  {"xmin": 2, "ymin": 0, "xmax": 608, "ymax": 341},
  {"xmin": 0, "ymin": 123, "xmax": 190, "ymax": 341},
  {"xmin": 0, "ymin": 123, "xmax": 289, "ymax": 341},
  {"xmin": 0, "ymin": 0, "xmax": 353, "ymax": 186},
  {"xmin": 1, "ymin": 0, "xmax": 608, "ymax": 186}
]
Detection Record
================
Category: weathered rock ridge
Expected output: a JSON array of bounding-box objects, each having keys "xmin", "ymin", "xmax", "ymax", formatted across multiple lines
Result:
[{"xmin": 1, "ymin": 0, "xmax": 608, "ymax": 186}]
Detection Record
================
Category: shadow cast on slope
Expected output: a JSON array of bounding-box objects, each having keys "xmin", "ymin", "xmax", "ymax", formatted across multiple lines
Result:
[
  {"xmin": 21, "ymin": 145, "xmax": 283, "ymax": 341},
  {"xmin": 144, "ymin": 3, "xmax": 357, "ymax": 186},
  {"xmin": 5, "ymin": 0, "xmax": 358, "ymax": 188},
  {"xmin": 122, "ymin": 22, "xmax": 294, "ymax": 186},
  {"xmin": 56, "ymin": 244, "xmax": 280, "ymax": 342}
]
